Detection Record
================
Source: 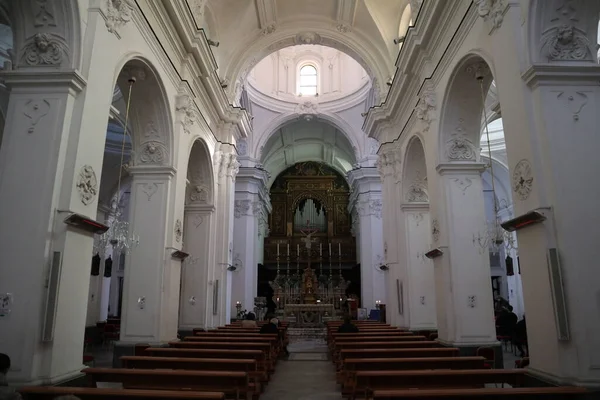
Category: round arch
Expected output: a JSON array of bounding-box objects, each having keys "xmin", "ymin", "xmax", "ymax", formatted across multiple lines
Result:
[
  {"xmin": 438, "ymin": 52, "xmax": 495, "ymax": 165},
  {"xmin": 223, "ymin": 21, "xmax": 392, "ymax": 101},
  {"xmin": 186, "ymin": 138, "xmax": 215, "ymax": 206},
  {"xmin": 111, "ymin": 55, "xmax": 175, "ymax": 169},
  {"xmin": 402, "ymin": 134, "xmax": 429, "ymax": 203}
]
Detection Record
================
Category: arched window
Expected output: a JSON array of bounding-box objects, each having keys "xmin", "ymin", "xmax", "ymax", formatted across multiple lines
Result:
[{"xmin": 299, "ymin": 65, "xmax": 318, "ymax": 96}]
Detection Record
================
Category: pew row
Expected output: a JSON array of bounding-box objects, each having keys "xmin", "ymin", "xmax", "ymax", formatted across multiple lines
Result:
[
  {"xmin": 19, "ymin": 387, "xmax": 225, "ymax": 400},
  {"xmin": 368, "ymin": 386, "xmax": 588, "ymax": 399}
]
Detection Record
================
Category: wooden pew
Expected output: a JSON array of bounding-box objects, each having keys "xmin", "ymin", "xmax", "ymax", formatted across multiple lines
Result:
[
  {"xmin": 332, "ymin": 341, "xmax": 439, "ymax": 364},
  {"xmin": 120, "ymin": 356, "xmax": 262, "ymax": 393},
  {"xmin": 339, "ymin": 356, "xmax": 486, "ymax": 387},
  {"xmin": 169, "ymin": 341, "xmax": 275, "ymax": 371},
  {"xmin": 19, "ymin": 387, "xmax": 225, "ymax": 400},
  {"xmin": 143, "ymin": 348, "xmax": 269, "ymax": 381},
  {"xmin": 82, "ymin": 368, "xmax": 250, "ymax": 400},
  {"xmin": 337, "ymin": 348, "xmax": 458, "ymax": 370},
  {"xmin": 350, "ymin": 369, "xmax": 528, "ymax": 399},
  {"xmin": 184, "ymin": 334, "xmax": 281, "ymax": 355},
  {"xmin": 329, "ymin": 334, "xmax": 427, "ymax": 353},
  {"xmin": 368, "ymin": 386, "xmax": 588, "ymax": 399}
]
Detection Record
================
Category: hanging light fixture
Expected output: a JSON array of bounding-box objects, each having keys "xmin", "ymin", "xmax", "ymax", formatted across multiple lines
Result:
[
  {"xmin": 100, "ymin": 77, "xmax": 140, "ymax": 254},
  {"xmin": 472, "ymin": 75, "xmax": 516, "ymax": 254}
]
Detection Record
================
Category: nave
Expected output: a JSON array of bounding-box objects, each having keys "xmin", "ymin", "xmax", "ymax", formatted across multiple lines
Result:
[{"xmin": 11, "ymin": 319, "xmax": 594, "ymax": 399}]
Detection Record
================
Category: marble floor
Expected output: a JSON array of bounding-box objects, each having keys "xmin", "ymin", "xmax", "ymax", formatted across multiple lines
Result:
[{"xmin": 261, "ymin": 360, "xmax": 339, "ymax": 400}]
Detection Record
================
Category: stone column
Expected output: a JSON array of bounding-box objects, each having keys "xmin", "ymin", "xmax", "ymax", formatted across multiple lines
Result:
[
  {"xmin": 481, "ymin": 1, "xmax": 600, "ymax": 384},
  {"xmin": 179, "ymin": 204, "xmax": 215, "ymax": 332},
  {"xmin": 433, "ymin": 163, "xmax": 497, "ymax": 347},
  {"xmin": 232, "ymin": 166, "xmax": 270, "ymax": 317},
  {"xmin": 348, "ymin": 169, "xmax": 386, "ymax": 313},
  {"xmin": 117, "ymin": 166, "xmax": 179, "ymax": 345},
  {"xmin": 86, "ymin": 205, "xmax": 112, "ymax": 327}
]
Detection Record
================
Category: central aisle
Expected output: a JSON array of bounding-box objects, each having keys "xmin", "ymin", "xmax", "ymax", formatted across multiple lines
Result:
[{"xmin": 261, "ymin": 360, "xmax": 338, "ymax": 400}]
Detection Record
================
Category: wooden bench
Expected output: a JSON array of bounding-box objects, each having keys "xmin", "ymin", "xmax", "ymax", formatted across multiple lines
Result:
[
  {"xmin": 337, "ymin": 348, "xmax": 459, "ymax": 370},
  {"xmin": 339, "ymin": 356, "xmax": 486, "ymax": 386},
  {"xmin": 332, "ymin": 341, "xmax": 439, "ymax": 363},
  {"xmin": 350, "ymin": 369, "xmax": 528, "ymax": 399},
  {"xmin": 120, "ymin": 356, "xmax": 262, "ymax": 392},
  {"xmin": 329, "ymin": 335, "xmax": 427, "ymax": 352},
  {"xmin": 184, "ymin": 335, "xmax": 282, "ymax": 355},
  {"xmin": 169, "ymin": 341, "xmax": 275, "ymax": 371},
  {"xmin": 19, "ymin": 387, "xmax": 224, "ymax": 400},
  {"xmin": 368, "ymin": 386, "xmax": 588, "ymax": 399},
  {"xmin": 143, "ymin": 348, "xmax": 269, "ymax": 380},
  {"xmin": 82, "ymin": 368, "xmax": 249, "ymax": 400}
]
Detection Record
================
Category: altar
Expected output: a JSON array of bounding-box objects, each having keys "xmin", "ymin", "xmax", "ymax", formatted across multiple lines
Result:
[{"xmin": 284, "ymin": 303, "xmax": 335, "ymax": 326}]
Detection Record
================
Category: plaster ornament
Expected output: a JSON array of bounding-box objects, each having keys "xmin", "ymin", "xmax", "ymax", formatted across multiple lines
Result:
[
  {"xmin": 465, "ymin": 61, "xmax": 491, "ymax": 80},
  {"xmin": 190, "ymin": 0, "xmax": 208, "ymax": 18},
  {"xmin": 415, "ymin": 87, "xmax": 436, "ymax": 129},
  {"xmin": 336, "ymin": 23, "xmax": 351, "ymax": 33},
  {"xmin": 453, "ymin": 177, "xmax": 473, "ymax": 194},
  {"xmin": 193, "ymin": 214, "xmax": 204, "ymax": 228},
  {"xmin": 188, "ymin": 184, "xmax": 209, "ymax": 203},
  {"xmin": 123, "ymin": 65, "xmax": 147, "ymax": 81},
  {"xmin": 105, "ymin": 0, "xmax": 134, "ymax": 36},
  {"xmin": 174, "ymin": 219, "xmax": 183, "ymax": 242},
  {"xmin": 542, "ymin": 24, "xmax": 592, "ymax": 61},
  {"xmin": 76, "ymin": 165, "xmax": 98, "ymax": 205},
  {"xmin": 512, "ymin": 159, "xmax": 533, "ymax": 201},
  {"xmin": 294, "ymin": 32, "xmax": 322, "ymax": 45},
  {"xmin": 139, "ymin": 141, "xmax": 167, "ymax": 164},
  {"xmin": 473, "ymin": 0, "xmax": 506, "ymax": 30},
  {"xmin": 23, "ymin": 99, "xmax": 50, "ymax": 134},
  {"xmin": 227, "ymin": 154, "xmax": 241, "ymax": 181},
  {"xmin": 295, "ymin": 101, "xmax": 319, "ymax": 115},
  {"xmin": 143, "ymin": 121, "xmax": 160, "ymax": 140},
  {"xmin": 409, "ymin": 0, "xmax": 423, "ymax": 20},
  {"xmin": 557, "ymin": 91, "xmax": 588, "ymax": 121},
  {"xmin": 369, "ymin": 138, "xmax": 380, "ymax": 155},
  {"xmin": 412, "ymin": 213, "xmax": 424, "ymax": 226},
  {"xmin": 21, "ymin": 33, "xmax": 67, "ymax": 66},
  {"xmin": 357, "ymin": 199, "xmax": 383, "ymax": 219},
  {"xmin": 34, "ymin": 0, "xmax": 56, "ymax": 27},
  {"xmin": 446, "ymin": 119, "xmax": 476, "ymax": 161},
  {"xmin": 261, "ymin": 23, "xmax": 277, "ymax": 35},
  {"xmin": 467, "ymin": 295, "xmax": 477, "ymax": 308},
  {"xmin": 407, "ymin": 176, "xmax": 428, "ymax": 202},
  {"xmin": 237, "ymin": 139, "xmax": 248, "ymax": 156},
  {"xmin": 141, "ymin": 182, "xmax": 158, "ymax": 200},
  {"xmin": 176, "ymin": 96, "xmax": 196, "ymax": 134},
  {"xmin": 431, "ymin": 218, "xmax": 440, "ymax": 243}
]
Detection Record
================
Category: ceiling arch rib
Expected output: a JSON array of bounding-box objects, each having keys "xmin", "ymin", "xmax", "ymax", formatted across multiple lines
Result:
[{"xmin": 261, "ymin": 120, "xmax": 356, "ymax": 186}]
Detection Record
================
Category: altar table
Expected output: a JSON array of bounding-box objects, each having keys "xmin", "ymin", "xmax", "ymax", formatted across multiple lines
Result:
[{"xmin": 284, "ymin": 304, "xmax": 335, "ymax": 326}]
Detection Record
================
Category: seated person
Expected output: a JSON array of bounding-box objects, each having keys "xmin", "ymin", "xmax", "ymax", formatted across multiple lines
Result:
[
  {"xmin": 241, "ymin": 312, "xmax": 258, "ymax": 328},
  {"xmin": 0, "ymin": 353, "xmax": 22, "ymax": 400},
  {"xmin": 260, "ymin": 315, "xmax": 289, "ymax": 356},
  {"xmin": 337, "ymin": 315, "xmax": 359, "ymax": 333}
]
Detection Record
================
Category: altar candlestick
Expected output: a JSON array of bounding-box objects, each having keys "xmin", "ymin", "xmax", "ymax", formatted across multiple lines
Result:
[
  {"xmin": 320, "ymin": 243, "xmax": 322, "ymax": 256},
  {"xmin": 338, "ymin": 243, "xmax": 342, "ymax": 257},
  {"xmin": 287, "ymin": 243, "xmax": 289, "ymax": 256},
  {"xmin": 329, "ymin": 242, "xmax": 332, "ymax": 256},
  {"xmin": 277, "ymin": 243, "xmax": 280, "ymax": 256}
]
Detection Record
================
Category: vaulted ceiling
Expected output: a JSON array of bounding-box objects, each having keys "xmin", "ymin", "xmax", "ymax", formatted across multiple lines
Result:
[
  {"xmin": 192, "ymin": 0, "xmax": 410, "ymax": 94},
  {"xmin": 261, "ymin": 120, "xmax": 356, "ymax": 185}
]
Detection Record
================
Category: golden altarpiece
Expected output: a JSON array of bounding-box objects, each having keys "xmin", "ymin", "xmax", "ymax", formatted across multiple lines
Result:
[{"xmin": 265, "ymin": 162, "xmax": 356, "ymax": 325}]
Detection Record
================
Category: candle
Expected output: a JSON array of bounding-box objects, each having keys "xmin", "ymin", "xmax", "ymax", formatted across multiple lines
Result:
[
  {"xmin": 287, "ymin": 243, "xmax": 290, "ymax": 255},
  {"xmin": 320, "ymin": 243, "xmax": 322, "ymax": 256},
  {"xmin": 329, "ymin": 242, "xmax": 332, "ymax": 256},
  {"xmin": 236, "ymin": 301, "xmax": 241, "ymax": 305},
  {"xmin": 339, "ymin": 243, "xmax": 342, "ymax": 257},
  {"xmin": 297, "ymin": 244, "xmax": 299, "ymax": 256},
  {"xmin": 277, "ymin": 243, "xmax": 280, "ymax": 256}
]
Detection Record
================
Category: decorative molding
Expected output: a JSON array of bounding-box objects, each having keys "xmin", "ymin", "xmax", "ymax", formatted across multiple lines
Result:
[
  {"xmin": 376, "ymin": 145, "xmax": 401, "ymax": 182},
  {"xmin": 556, "ymin": 91, "xmax": 588, "ymax": 121},
  {"xmin": 237, "ymin": 139, "xmax": 248, "ymax": 156},
  {"xmin": 76, "ymin": 165, "xmax": 98, "ymax": 206},
  {"xmin": 23, "ymin": 99, "xmax": 50, "ymax": 134},
  {"xmin": 294, "ymin": 32, "xmax": 322, "ymax": 45},
  {"xmin": 226, "ymin": 153, "xmax": 241, "ymax": 181},
  {"xmin": 542, "ymin": 24, "xmax": 593, "ymax": 62},
  {"xmin": 453, "ymin": 177, "xmax": 473, "ymax": 194},
  {"xmin": 431, "ymin": 218, "xmax": 440, "ymax": 243},
  {"xmin": 261, "ymin": 23, "xmax": 277, "ymax": 35},
  {"xmin": 174, "ymin": 219, "xmax": 183, "ymax": 242},
  {"xmin": 446, "ymin": 118, "xmax": 477, "ymax": 161},
  {"xmin": 105, "ymin": 0, "xmax": 135, "ymax": 36},
  {"xmin": 412, "ymin": 212, "xmax": 424, "ymax": 227},
  {"xmin": 368, "ymin": 138, "xmax": 379, "ymax": 155},
  {"xmin": 473, "ymin": 0, "xmax": 506, "ymax": 31},
  {"xmin": 465, "ymin": 61, "xmax": 491, "ymax": 80},
  {"xmin": 335, "ymin": 23, "xmax": 351, "ymax": 33},
  {"xmin": 175, "ymin": 95, "xmax": 197, "ymax": 134},
  {"xmin": 33, "ymin": 0, "xmax": 56, "ymax": 27},
  {"xmin": 188, "ymin": 184, "xmax": 209, "ymax": 204},
  {"xmin": 357, "ymin": 199, "xmax": 382, "ymax": 219},
  {"xmin": 193, "ymin": 214, "xmax": 204, "ymax": 228},
  {"xmin": 295, "ymin": 101, "xmax": 319, "ymax": 121},
  {"xmin": 143, "ymin": 121, "xmax": 160, "ymax": 140},
  {"xmin": 21, "ymin": 33, "xmax": 68, "ymax": 66},
  {"xmin": 410, "ymin": 0, "xmax": 423, "ymax": 21},
  {"xmin": 415, "ymin": 86, "xmax": 436, "ymax": 130},
  {"xmin": 138, "ymin": 141, "xmax": 167, "ymax": 165},
  {"xmin": 406, "ymin": 174, "xmax": 428, "ymax": 202},
  {"xmin": 141, "ymin": 182, "xmax": 158, "ymax": 200},
  {"xmin": 234, "ymin": 199, "xmax": 252, "ymax": 218},
  {"xmin": 467, "ymin": 295, "xmax": 476, "ymax": 308},
  {"xmin": 512, "ymin": 159, "xmax": 533, "ymax": 201}
]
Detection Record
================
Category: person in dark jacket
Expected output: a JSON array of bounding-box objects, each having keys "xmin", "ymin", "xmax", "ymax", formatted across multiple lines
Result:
[
  {"xmin": 337, "ymin": 315, "xmax": 359, "ymax": 333},
  {"xmin": 513, "ymin": 315, "xmax": 528, "ymax": 357},
  {"xmin": 260, "ymin": 315, "xmax": 289, "ymax": 357},
  {"xmin": 0, "ymin": 353, "xmax": 22, "ymax": 400}
]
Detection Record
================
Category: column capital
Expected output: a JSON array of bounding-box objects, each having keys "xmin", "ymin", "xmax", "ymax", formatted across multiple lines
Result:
[{"xmin": 436, "ymin": 162, "xmax": 486, "ymax": 175}]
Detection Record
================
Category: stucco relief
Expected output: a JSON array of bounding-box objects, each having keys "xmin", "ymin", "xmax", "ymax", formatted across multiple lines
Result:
[
  {"xmin": 406, "ymin": 175, "xmax": 428, "ymax": 202},
  {"xmin": 141, "ymin": 183, "xmax": 158, "ymax": 200},
  {"xmin": 431, "ymin": 218, "xmax": 440, "ymax": 243},
  {"xmin": 143, "ymin": 121, "xmax": 160, "ymax": 140},
  {"xmin": 446, "ymin": 119, "xmax": 476, "ymax": 161},
  {"xmin": 294, "ymin": 32, "xmax": 322, "ymax": 45},
  {"xmin": 105, "ymin": 0, "xmax": 135, "ymax": 36},
  {"xmin": 376, "ymin": 146, "xmax": 401, "ymax": 182},
  {"xmin": 174, "ymin": 219, "xmax": 183, "ymax": 242},
  {"xmin": 76, "ymin": 165, "xmax": 98, "ymax": 206},
  {"xmin": 357, "ymin": 199, "xmax": 382, "ymax": 219},
  {"xmin": 453, "ymin": 177, "xmax": 473, "ymax": 194},
  {"xmin": 542, "ymin": 24, "xmax": 593, "ymax": 61},
  {"xmin": 23, "ymin": 99, "xmax": 50, "ymax": 134},
  {"xmin": 33, "ymin": 0, "xmax": 56, "ymax": 27},
  {"xmin": 556, "ymin": 91, "xmax": 588, "ymax": 121},
  {"xmin": 193, "ymin": 214, "xmax": 204, "ymax": 229},
  {"xmin": 415, "ymin": 86, "xmax": 436, "ymax": 130},
  {"xmin": 188, "ymin": 184, "xmax": 209, "ymax": 203},
  {"xmin": 262, "ymin": 23, "xmax": 277, "ymax": 35},
  {"xmin": 176, "ymin": 95, "xmax": 197, "ymax": 134},
  {"xmin": 369, "ymin": 138, "xmax": 379, "ymax": 155},
  {"xmin": 512, "ymin": 159, "xmax": 533, "ymax": 201},
  {"xmin": 21, "ymin": 33, "xmax": 68, "ymax": 66},
  {"xmin": 473, "ymin": 0, "xmax": 506, "ymax": 30},
  {"xmin": 237, "ymin": 139, "xmax": 248, "ymax": 156},
  {"xmin": 226, "ymin": 153, "xmax": 241, "ymax": 181},
  {"xmin": 234, "ymin": 200, "xmax": 251, "ymax": 218},
  {"xmin": 139, "ymin": 141, "xmax": 167, "ymax": 165}
]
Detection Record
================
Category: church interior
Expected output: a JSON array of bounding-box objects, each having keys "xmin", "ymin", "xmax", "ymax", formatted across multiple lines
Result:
[{"xmin": 0, "ymin": 0, "xmax": 599, "ymax": 399}]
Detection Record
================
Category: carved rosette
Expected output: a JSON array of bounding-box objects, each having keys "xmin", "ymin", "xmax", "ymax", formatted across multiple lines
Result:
[
  {"xmin": 76, "ymin": 165, "xmax": 98, "ymax": 205},
  {"xmin": 174, "ymin": 219, "xmax": 183, "ymax": 242},
  {"xmin": 21, "ymin": 33, "xmax": 68, "ymax": 67},
  {"xmin": 105, "ymin": 0, "xmax": 134, "ymax": 36},
  {"xmin": 234, "ymin": 200, "xmax": 252, "ymax": 219},
  {"xmin": 138, "ymin": 141, "xmax": 167, "ymax": 165}
]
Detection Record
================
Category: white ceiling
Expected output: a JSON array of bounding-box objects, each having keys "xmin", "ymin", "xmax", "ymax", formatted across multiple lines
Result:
[{"xmin": 261, "ymin": 119, "xmax": 356, "ymax": 185}]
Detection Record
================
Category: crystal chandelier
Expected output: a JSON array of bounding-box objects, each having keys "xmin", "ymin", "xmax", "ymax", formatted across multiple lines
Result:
[
  {"xmin": 100, "ymin": 77, "xmax": 139, "ymax": 254},
  {"xmin": 472, "ymin": 76, "xmax": 516, "ymax": 255}
]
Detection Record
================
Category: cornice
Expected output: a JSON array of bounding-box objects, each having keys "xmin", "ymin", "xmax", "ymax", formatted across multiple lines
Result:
[
  {"xmin": 128, "ymin": 165, "xmax": 177, "ymax": 177},
  {"xmin": 522, "ymin": 64, "xmax": 600, "ymax": 89},
  {"xmin": 400, "ymin": 202, "xmax": 430, "ymax": 211},
  {"xmin": 1, "ymin": 70, "xmax": 87, "ymax": 93},
  {"xmin": 184, "ymin": 204, "xmax": 216, "ymax": 213},
  {"xmin": 436, "ymin": 162, "xmax": 486, "ymax": 175}
]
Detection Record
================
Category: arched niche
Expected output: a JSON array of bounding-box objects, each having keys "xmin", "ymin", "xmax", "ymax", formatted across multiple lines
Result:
[
  {"xmin": 402, "ymin": 135, "xmax": 429, "ymax": 203},
  {"xmin": 438, "ymin": 54, "xmax": 494, "ymax": 164},
  {"xmin": 186, "ymin": 138, "xmax": 214, "ymax": 206},
  {"xmin": 113, "ymin": 57, "xmax": 174, "ymax": 169},
  {"xmin": 528, "ymin": 0, "xmax": 600, "ymax": 65}
]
